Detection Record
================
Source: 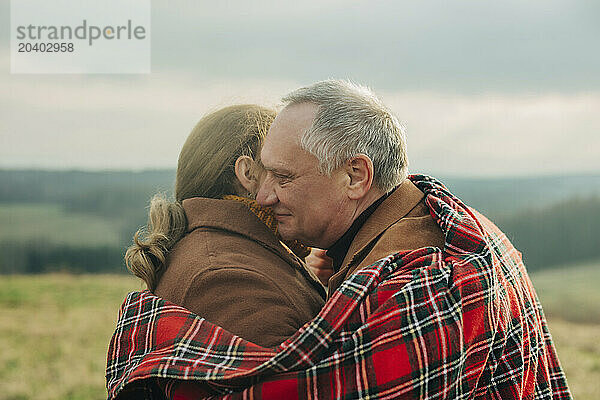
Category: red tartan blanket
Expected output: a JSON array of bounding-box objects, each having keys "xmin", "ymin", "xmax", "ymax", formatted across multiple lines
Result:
[{"xmin": 106, "ymin": 175, "xmax": 572, "ymax": 399}]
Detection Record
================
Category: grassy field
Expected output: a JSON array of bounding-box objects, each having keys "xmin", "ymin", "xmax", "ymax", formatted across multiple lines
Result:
[
  {"xmin": 528, "ymin": 261, "xmax": 600, "ymax": 399},
  {"xmin": 531, "ymin": 261, "xmax": 600, "ymax": 323},
  {"xmin": 0, "ymin": 274, "xmax": 142, "ymax": 400},
  {"xmin": 0, "ymin": 264, "xmax": 598, "ymax": 400}
]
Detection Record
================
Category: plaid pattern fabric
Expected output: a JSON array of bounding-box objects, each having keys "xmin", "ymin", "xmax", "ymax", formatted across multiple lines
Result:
[{"xmin": 106, "ymin": 175, "xmax": 571, "ymax": 399}]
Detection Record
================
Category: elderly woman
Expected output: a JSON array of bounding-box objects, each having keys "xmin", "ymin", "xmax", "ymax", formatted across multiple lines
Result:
[{"xmin": 125, "ymin": 104, "xmax": 325, "ymax": 348}]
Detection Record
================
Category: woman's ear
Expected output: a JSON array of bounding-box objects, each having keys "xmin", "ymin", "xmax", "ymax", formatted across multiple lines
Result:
[{"xmin": 235, "ymin": 156, "xmax": 259, "ymax": 195}]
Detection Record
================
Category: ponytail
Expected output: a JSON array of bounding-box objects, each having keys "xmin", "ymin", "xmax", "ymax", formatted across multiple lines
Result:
[{"xmin": 125, "ymin": 194, "xmax": 187, "ymax": 291}]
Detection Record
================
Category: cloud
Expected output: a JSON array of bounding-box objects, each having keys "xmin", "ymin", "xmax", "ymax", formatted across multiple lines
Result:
[
  {"xmin": 381, "ymin": 90, "xmax": 600, "ymax": 176},
  {"xmin": 5, "ymin": 1, "xmax": 597, "ymax": 92},
  {"xmin": 145, "ymin": 0, "xmax": 600, "ymax": 92},
  {"xmin": 2, "ymin": 0, "xmax": 599, "ymax": 174},
  {"xmin": 1, "ymin": 68, "xmax": 598, "ymax": 175},
  {"xmin": 0, "ymin": 69, "xmax": 300, "ymax": 169}
]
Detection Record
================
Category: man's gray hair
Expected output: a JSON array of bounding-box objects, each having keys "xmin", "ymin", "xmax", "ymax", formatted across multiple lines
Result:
[{"xmin": 282, "ymin": 79, "xmax": 408, "ymax": 193}]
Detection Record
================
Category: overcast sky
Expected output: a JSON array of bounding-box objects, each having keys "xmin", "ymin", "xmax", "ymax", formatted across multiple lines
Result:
[{"xmin": 1, "ymin": 0, "xmax": 599, "ymax": 176}]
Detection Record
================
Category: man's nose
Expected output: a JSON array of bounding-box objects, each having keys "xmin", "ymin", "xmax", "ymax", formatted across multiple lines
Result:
[{"xmin": 256, "ymin": 179, "xmax": 278, "ymax": 207}]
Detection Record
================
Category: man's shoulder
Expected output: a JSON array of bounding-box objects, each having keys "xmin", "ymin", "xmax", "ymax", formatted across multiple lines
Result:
[
  {"xmin": 383, "ymin": 207, "xmax": 445, "ymax": 247},
  {"xmin": 355, "ymin": 212, "xmax": 444, "ymax": 273},
  {"xmin": 360, "ymin": 192, "xmax": 445, "ymax": 264}
]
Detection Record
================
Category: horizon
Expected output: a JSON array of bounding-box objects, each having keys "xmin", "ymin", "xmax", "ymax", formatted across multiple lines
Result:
[{"xmin": 2, "ymin": 166, "xmax": 600, "ymax": 181}]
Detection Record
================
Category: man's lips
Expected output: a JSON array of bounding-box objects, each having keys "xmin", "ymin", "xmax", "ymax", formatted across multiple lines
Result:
[{"xmin": 274, "ymin": 213, "xmax": 292, "ymax": 220}]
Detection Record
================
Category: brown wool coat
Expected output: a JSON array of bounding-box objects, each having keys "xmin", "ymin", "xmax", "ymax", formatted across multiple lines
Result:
[
  {"xmin": 154, "ymin": 198, "xmax": 326, "ymax": 348},
  {"xmin": 327, "ymin": 179, "xmax": 446, "ymax": 295}
]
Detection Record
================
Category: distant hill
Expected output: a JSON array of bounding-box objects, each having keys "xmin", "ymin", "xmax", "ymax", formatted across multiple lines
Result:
[
  {"xmin": 496, "ymin": 196, "xmax": 600, "ymax": 270},
  {"xmin": 440, "ymin": 174, "xmax": 600, "ymax": 218},
  {"xmin": 0, "ymin": 169, "xmax": 175, "ymax": 204},
  {"xmin": 0, "ymin": 169, "xmax": 176, "ymax": 236},
  {"xmin": 0, "ymin": 169, "xmax": 599, "ymax": 273},
  {"xmin": 2, "ymin": 169, "xmax": 599, "ymax": 219}
]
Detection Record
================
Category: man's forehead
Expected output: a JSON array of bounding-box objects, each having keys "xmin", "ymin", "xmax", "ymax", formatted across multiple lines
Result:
[
  {"xmin": 277, "ymin": 102, "xmax": 318, "ymax": 129},
  {"xmin": 261, "ymin": 102, "xmax": 318, "ymax": 164}
]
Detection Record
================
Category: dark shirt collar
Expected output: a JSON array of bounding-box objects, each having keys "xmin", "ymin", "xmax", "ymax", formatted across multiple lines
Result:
[{"xmin": 326, "ymin": 190, "xmax": 393, "ymax": 272}]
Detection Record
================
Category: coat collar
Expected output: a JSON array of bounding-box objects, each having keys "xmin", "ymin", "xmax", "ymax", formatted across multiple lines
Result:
[
  {"xmin": 182, "ymin": 197, "xmax": 326, "ymax": 297},
  {"xmin": 183, "ymin": 197, "xmax": 289, "ymax": 255},
  {"xmin": 340, "ymin": 179, "xmax": 426, "ymax": 270}
]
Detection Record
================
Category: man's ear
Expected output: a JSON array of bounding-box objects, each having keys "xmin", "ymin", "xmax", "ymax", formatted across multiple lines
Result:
[
  {"xmin": 343, "ymin": 154, "xmax": 374, "ymax": 200},
  {"xmin": 234, "ymin": 156, "xmax": 259, "ymax": 195}
]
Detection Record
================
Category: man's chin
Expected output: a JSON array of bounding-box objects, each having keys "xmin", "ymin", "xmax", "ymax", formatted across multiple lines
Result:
[
  {"xmin": 276, "ymin": 224, "xmax": 300, "ymax": 242},
  {"xmin": 277, "ymin": 227, "xmax": 294, "ymax": 241}
]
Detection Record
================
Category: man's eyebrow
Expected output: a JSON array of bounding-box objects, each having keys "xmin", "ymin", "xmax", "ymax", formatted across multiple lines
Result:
[{"xmin": 264, "ymin": 166, "xmax": 294, "ymax": 177}]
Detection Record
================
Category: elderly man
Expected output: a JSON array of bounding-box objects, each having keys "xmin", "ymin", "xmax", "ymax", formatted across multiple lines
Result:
[
  {"xmin": 107, "ymin": 80, "xmax": 571, "ymax": 399},
  {"xmin": 252, "ymin": 80, "xmax": 571, "ymax": 397},
  {"xmin": 256, "ymin": 82, "xmax": 445, "ymax": 292}
]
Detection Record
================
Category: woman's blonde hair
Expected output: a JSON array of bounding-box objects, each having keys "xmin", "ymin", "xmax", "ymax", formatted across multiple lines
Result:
[{"xmin": 125, "ymin": 104, "xmax": 276, "ymax": 290}]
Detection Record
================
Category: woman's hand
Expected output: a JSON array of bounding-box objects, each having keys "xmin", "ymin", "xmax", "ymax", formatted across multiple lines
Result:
[{"xmin": 305, "ymin": 248, "xmax": 334, "ymax": 287}]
